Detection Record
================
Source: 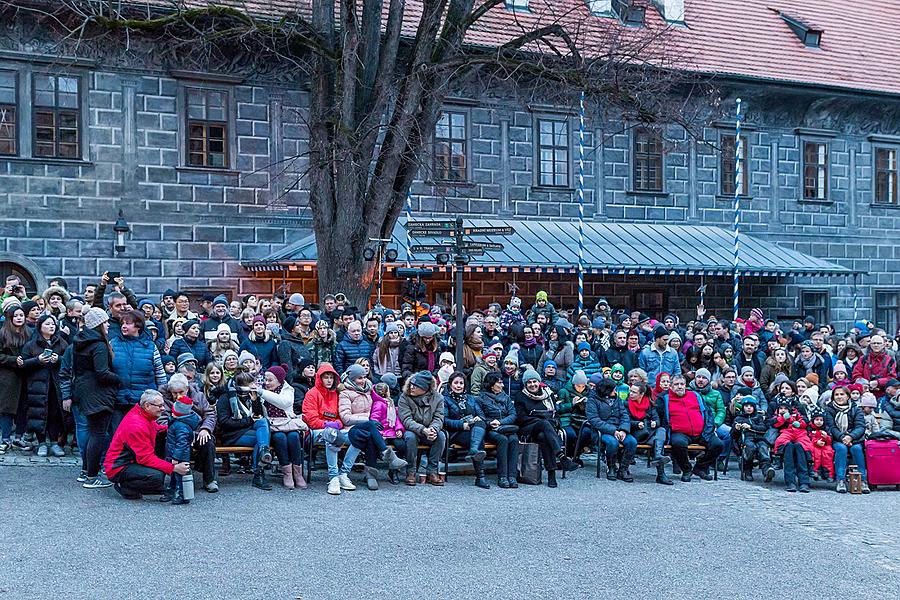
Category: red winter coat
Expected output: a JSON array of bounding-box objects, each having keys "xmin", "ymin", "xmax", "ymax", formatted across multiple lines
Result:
[
  {"xmin": 851, "ymin": 351, "xmax": 897, "ymax": 397},
  {"xmin": 104, "ymin": 403, "xmax": 173, "ymax": 479},
  {"xmin": 301, "ymin": 363, "xmax": 341, "ymax": 430}
]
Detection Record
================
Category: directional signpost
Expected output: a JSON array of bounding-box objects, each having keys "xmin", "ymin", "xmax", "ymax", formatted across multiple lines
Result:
[{"xmin": 405, "ymin": 217, "xmax": 515, "ymax": 365}]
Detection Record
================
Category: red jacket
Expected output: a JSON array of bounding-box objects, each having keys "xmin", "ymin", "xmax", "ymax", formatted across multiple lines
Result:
[
  {"xmin": 851, "ymin": 350, "xmax": 897, "ymax": 397},
  {"xmin": 104, "ymin": 403, "xmax": 173, "ymax": 479},
  {"xmin": 668, "ymin": 390, "xmax": 705, "ymax": 437},
  {"xmin": 301, "ymin": 363, "xmax": 341, "ymax": 430}
]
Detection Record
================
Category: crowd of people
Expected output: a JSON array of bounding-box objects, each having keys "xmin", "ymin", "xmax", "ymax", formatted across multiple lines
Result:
[{"xmin": 2, "ymin": 272, "xmax": 899, "ymax": 502}]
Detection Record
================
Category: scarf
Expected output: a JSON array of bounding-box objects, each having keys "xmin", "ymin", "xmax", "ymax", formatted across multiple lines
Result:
[
  {"xmin": 691, "ymin": 381, "xmax": 711, "ymax": 396},
  {"xmin": 229, "ymin": 390, "xmax": 252, "ymax": 420},
  {"xmin": 342, "ymin": 374, "xmax": 372, "ymax": 394},
  {"xmin": 523, "ymin": 337, "xmax": 537, "ymax": 348},
  {"xmin": 449, "ymin": 390, "xmax": 468, "ymax": 412},
  {"xmin": 525, "ymin": 386, "xmax": 554, "ymax": 412},
  {"xmin": 799, "ymin": 353, "xmax": 817, "ymax": 373},
  {"xmin": 628, "ymin": 393, "xmax": 651, "ymax": 420},
  {"xmin": 832, "ymin": 401, "xmax": 851, "ymax": 434}
]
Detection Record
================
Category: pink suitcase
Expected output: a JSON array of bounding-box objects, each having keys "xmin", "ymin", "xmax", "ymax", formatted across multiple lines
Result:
[{"xmin": 865, "ymin": 439, "xmax": 900, "ymax": 489}]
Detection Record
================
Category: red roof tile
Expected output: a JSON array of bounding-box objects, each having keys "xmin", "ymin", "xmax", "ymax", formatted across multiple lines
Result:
[{"xmin": 136, "ymin": 0, "xmax": 900, "ymax": 96}]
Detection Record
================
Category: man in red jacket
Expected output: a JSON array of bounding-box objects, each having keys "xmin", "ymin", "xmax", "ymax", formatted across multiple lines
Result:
[
  {"xmin": 851, "ymin": 334, "xmax": 897, "ymax": 399},
  {"xmin": 105, "ymin": 390, "xmax": 190, "ymax": 500},
  {"xmin": 665, "ymin": 374, "xmax": 723, "ymax": 482}
]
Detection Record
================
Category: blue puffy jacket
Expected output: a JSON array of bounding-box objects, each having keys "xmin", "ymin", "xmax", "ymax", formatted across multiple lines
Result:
[
  {"xmin": 166, "ymin": 412, "xmax": 200, "ymax": 462},
  {"xmin": 169, "ymin": 335, "xmax": 212, "ymax": 368},
  {"xmin": 110, "ymin": 334, "xmax": 167, "ymax": 406},
  {"xmin": 333, "ymin": 337, "xmax": 375, "ymax": 375}
]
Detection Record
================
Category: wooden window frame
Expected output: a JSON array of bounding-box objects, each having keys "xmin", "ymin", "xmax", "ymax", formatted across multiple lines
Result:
[
  {"xmin": 433, "ymin": 109, "xmax": 469, "ymax": 183},
  {"xmin": 32, "ymin": 73, "xmax": 81, "ymax": 160},
  {"xmin": 802, "ymin": 140, "xmax": 829, "ymax": 200},
  {"xmin": 0, "ymin": 69, "xmax": 17, "ymax": 156},
  {"xmin": 535, "ymin": 117, "xmax": 570, "ymax": 188},
  {"xmin": 874, "ymin": 146, "xmax": 899, "ymax": 205},
  {"xmin": 632, "ymin": 127, "xmax": 664, "ymax": 192},
  {"xmin": 874, "ymin": 289, "xmax": 900, "ymax": 337},
  {"xmin": 800, "ymin": 289, "xmax": 829, "ymax": 325},
  {"xmin": 720, "ymin": 133, "xmax": 749, "ymax": 196}
]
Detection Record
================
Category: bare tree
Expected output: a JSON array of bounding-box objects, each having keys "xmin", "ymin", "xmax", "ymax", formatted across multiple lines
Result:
[{"xmin": 3, "ymin": 0, "xmax": 702, "ymax": 308}]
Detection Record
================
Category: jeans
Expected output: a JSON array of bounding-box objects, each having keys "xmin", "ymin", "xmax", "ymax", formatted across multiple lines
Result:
[
  {"xmin": 271, "ymin": 431, "xmax": 303, "ymax": 465},
  {"xmin": 716, "ymin": 424, "xmax": 732, "ymax": 459},
  {"xmin": 71, "ymin": 405, "xmax": 89, "ymax": 471},
  {"xmin": 347, "ymin": 421, "xmax": 389, "ymax": 467},
  {"xmin": 85, "ymin": 410, "xmax": 112, "ymax": 478},
  {"xmin": 670, "ymin": 432, "xmax": 724, "ymax": 474},
  {"xmin": 782, "ymin": 441, "xmax": 810, "ymax": 486},
  {"xmin": 832, "ymin": 442, "xmax": 867, "ymax": 481},
  {"xmin": 0, "ymin": 412, "xmax": 13, "ymax": 441},
  {"xmin": 403, "ymin": 429, "xmax": 446, "ymax": 475},
  {"xmin": 232, "ymin": 419, "xmax": 271, "ymax": 468},
  {"xmin": 560, "ymin": 425, "xmax": 578, "ymax": 457},
  {"xmin": 484, "ymin": 430, "xmax": 519, "ymax": 479},
  {"xmin": 312, "ymin": 429, "xmax": 361, "ymax": 479},
  {"xmin": 110, "ymin": 463, "xmax": 166, "ymax": 497},
  {"xmin": 597, "ymin": 432, "xmax": 638, "ymax": 466}
]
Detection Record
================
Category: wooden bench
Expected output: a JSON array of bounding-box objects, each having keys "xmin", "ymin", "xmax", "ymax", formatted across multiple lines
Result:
[
  {"xmin": 215, "ymin": 446, "xmax": 254, "ymax": 454},
  {"xmin": 594, "ymin": 443, "xmax": 715, "ymax": 480}
]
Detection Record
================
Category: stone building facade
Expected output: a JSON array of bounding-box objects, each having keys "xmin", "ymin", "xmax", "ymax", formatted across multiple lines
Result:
[{"xmin": 1, "ymin": 3, "xmax": 899, "ymax": 331}]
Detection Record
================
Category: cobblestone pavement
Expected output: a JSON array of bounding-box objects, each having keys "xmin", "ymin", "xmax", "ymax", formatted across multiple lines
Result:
[{"xmin": 2, "ymin": 457, "xmax": 899, "ymax": 600}]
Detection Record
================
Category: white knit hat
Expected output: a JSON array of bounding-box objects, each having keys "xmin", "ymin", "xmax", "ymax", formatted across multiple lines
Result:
[{"xmin": 83, "ymin": 307, "xmax": 109, "ymax": 330}]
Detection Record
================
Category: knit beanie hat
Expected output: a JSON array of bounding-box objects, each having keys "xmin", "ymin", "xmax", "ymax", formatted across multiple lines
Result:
[
  {"xmin": 522, "ymin": 369, "xmax": 541, "ymax": 385},
  {"xmin": 20, "ymin": 300, "xmax": 38, "ymax": 316},
  {"xmin": 212, "ymin": 294, "xmax": 228, "ymax": 308},
  {"xmin": 589, "ymin": 372, "xmax": 605, "ymax": 386},
  {"xmin": 833, "ymin": 361, "xmax": 847, "ymax": 376},
  {"xmin": 384, "ymin": 321, "xmax": 400, "ymax": 335},
  {"xmin": 252, "ymin": 314, "xmax": 266, "ymax": 326},
  {"xmin": 161, "ymin": 354, "xmax": 176, "ymax": 367},
  {"xmin": 503, "ymin": 349, "xmax": 519, "ymax": 365},
  {"xmin": 668, "ymin": 331, "xmax": 682, "ymax": 344},
  {"xmin": 379, "ymin": 373, "xmax": 398, "ymax": 389},
  {"xmin": 653, "ymin": 324, "xmax": 668, "ymax": 339},
  {"xmin": 417, "ymin": 322, "xmax": 438, "ymax": 338},
  {"xmin": 439, "ymin": 351, "xmax": 455, "ymax": 364},
  {"xmin": 509, "ymin": 297, "xmax": 522, "ymax": 309},
  {"xmin": 173, "ymin": 395, "xmax": 193, "ymax": 417},
  {"xmin": 216, "ymin": 323, "xmax": 232, "ymax": 336},
  {"xmin": 859, "ymin": 392, "xmax": 878, "ymax": 408},
  {"xmin": 592, "ymin": 317, "xmax": 606, "ymax": 329},
  {"xmin": 577, "ymin": 341, "xmax": 591, "ymax": 353},
  {"xmin": 267, "ymin": 364, "xmax": 288, "ymax": 386},
  {"xmin": 288, "ymin": 293, "xmax": 305, "ymax": 306},
  {"xmin": 222, "ymin": 350, "xmax": 239, "ymax": 365},
  {"xmin": 0, "ymin": 297, "xmax": 21, "ymax": 313},
  {"xmin": 695, "ymin": 368, "xmax": 712, "ymax": 381},
  {"xmin": 536, "ymin": 290, "xmax": 548, "ymax": 302},
  {"xmin": 750, "ymin": 308, "xmax": 764, "ymax": 321},
  {"xmin": 282, "ymin": 315, "xmax": 297, "ymax": 333},
  {"xmin": 572, "ymin": 370, "xmax": 588, "ymax": 386},
  {"xmin": 83, "ymin": 307, "xmax": 109, "ymax": 330},
  {"xmin": 345, "ymin": 363, "xmax": 368, "ymax": 381},
  {"xmin": 740, "ymin": 366, "xmax": 755, "ymax": 377},
  {"xmin": 611, "ymin": 363, "xmax": 625, "ymax": 376},
  {"xmin": 238, "ymin": 350, "xmax": 256, "ymax": 365},
  {"xmin": 410, "ymin": 370, "xmax": 434, "ymax": 390},
  {"xmin": 182, "ymin": 319, "xmax": 200, "ymax": 334},
  {"xmin": 543, "ymin": 359, "xmax": 558, "ymax": 371}
]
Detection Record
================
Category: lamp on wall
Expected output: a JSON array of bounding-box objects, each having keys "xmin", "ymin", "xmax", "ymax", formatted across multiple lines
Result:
[{"xmin": 113, "ymin": 210, "xmax": 130, "ymax": 255}]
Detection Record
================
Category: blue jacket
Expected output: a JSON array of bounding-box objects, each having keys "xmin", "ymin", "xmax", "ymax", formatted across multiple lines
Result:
[
  {"xmin": 585, "ymin": 389, "xmax": 630, "ymax": 435},
  {"xmin": 443, "ymin": 392, "xmax": 479, "ymax": 431},
  {"xmin": 239, "ymin": 334, "xmax": 279, "ymax": 370},
  {"xmin": 639, "ymin": 345, "xmax": 682, "ymax": 383},
  {"xmin": 475, "ymin": 391, "xmax": 517, "ymax": 425},
  {"xmin": 333, "ymin": 337, "xmax": 376, "ymax": 375},
  {"xmin": 166, "ymin": 412, "xmax": 200, "ymax": 462},
  {"xmin": 110, "ymin": 334, "xmax": 167, "ymax": 406},
  {"xmin": 169, "ymin": 335, "xmax": 212, "ymax": 368}
]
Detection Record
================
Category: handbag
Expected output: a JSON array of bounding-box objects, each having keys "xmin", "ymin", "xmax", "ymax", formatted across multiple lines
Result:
[
  {"xmin": 269, "ymin": 416, "xmax": 308, "ymax": 433},
  {"xmin": 517, "ymin": 441, "xmax": 542, "ymax": 485}
]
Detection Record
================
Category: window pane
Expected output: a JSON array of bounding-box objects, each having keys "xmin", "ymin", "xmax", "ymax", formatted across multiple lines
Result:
[
  {"xmin": 34, "ymin": 75, "xmax": 54, "ymax": 93},
  {"xmin": 0, "ymin": 105, "xmax": 15, "ymax": 155}
]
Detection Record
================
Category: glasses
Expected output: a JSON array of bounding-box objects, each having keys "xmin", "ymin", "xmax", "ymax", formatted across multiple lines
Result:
[{"xmin": 147, "ymin": 402, "xmax": 164, "ymax": 408}]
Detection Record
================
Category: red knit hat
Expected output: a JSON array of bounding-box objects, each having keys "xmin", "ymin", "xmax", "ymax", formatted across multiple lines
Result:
[
  {"xmin": 173, "ymin": 395, "xmax": 193, "ymax": 417},
  {"xmin": 267, "ymin": 364, "xmax": 288, "ymax": 386}
]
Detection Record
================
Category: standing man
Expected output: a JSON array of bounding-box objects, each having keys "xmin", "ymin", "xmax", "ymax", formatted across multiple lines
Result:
[{"xmin": 639, "ymin": 324, "xmax": 681, "ymax": 384}]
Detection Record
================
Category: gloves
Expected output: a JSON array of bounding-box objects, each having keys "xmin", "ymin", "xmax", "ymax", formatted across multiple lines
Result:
[{"xmin": 324, "ymin": 421, "xmax": 342, "ymax": 429}]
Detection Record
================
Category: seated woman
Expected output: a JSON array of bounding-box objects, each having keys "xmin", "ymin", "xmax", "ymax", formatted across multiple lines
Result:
[
  {"xmin": 475, "ymin": 372, "xmax": 520, "ymax": 489},
  {"xmin": 626, "ymin": 381, "xmax": 672, "ymax": 485},
  {"xmin": 515, "ymin": 369, "xmax": 579, "ymax": 488},
  {"xmin": 586, "ymin": 379, "xmax": 638, "ymax": 482},
  {"xmin": 443, "ymin": 371, "xmax": 489, "ymax": 489},
  {"xmin": 258, "ymin": 365, "xmax": 308, "ymax": 490},
  {"xmin": 215, "ymin": 371, "xmax": 274, "ymax": 490},
  {"xmin": 338, "ymin": 364, "xmax": 408, "ymax": 491},
  {"xmin": 825, "ymin": 385, "xmax": 869, "ymax": 494},
  {"xmin": 558, "ymin": 370, "xmax": 589, "ymax": 459}
]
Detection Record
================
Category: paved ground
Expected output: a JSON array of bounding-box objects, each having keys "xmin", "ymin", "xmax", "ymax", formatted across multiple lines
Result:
[{"xmin": 1, "ymin": 458, "xmax": 899, "ymax": 600}]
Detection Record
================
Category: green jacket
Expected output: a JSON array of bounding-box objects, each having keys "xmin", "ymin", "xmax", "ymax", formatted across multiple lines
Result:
[
  {"xmin": 557, "ymin": 381, "xmax": 589, "ymax": 428},
  {"xmin": 691, "ymin": 384, "xmax": 726, "ymax": 427},
  {"xmin": 470, "ymin": 361, "xmax": 499, "ymax": 396}
]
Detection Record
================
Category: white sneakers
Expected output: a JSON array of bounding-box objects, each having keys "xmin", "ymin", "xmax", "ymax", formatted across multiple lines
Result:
[
  {"xmin": 327, "ymin": 476, "xmax": 342, "ymax": 495},
  {"xmin": 328, "ymin": 473, "xmax": 357, "ymax": 495}
]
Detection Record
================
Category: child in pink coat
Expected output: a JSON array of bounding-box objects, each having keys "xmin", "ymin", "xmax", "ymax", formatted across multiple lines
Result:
[{"xmin": 371, "ymin": 383, "xmax": 406, "ymax": 484}]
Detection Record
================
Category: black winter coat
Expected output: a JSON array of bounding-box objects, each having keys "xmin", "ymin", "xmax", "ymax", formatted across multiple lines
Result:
[
  {"xmin": 277, "ymin": 333, "xmax": 312, "ymax": 380},
  {"xmin": 604, "ymin": 346, "xmax": 638, "ymax": 372},
  {"xmin": 71, "ymin": 329, "xmax": 120, "ymax": 417},
  {"xmin": 400, "ymin": 334, "xmax": 441, "ymax": 379},
  {"xmin": 0, "ymin": 340, "xmax": 26, "ymax": 415},
  {"xmin": 21, "ymin": 334, "xmax": 68, "ymax": 435},
  {"xmin": 824, "ymin": 402, "xmax": 867, "ymax": 444},
  {"xmin": 585, "ymin": 389, "xmax": 630, "ymax": 435}
]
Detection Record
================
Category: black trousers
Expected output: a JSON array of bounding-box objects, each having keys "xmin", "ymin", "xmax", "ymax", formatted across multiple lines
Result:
[
  {"xmin": 484, "ymin": 431, "xmax": 519, "ymax": 479},
  {"xmin": 670, "ymin": 432, "xmax": 723, "ymax": 474},
  {"xmin": 111, "ymin": 463, "xmax": 166, "ymax": 496},
  {"xmin": 85, "ymin": 411, "xmax": 112, "ymax": 477},
  {"xmin": 520, "ymin": 420, "xmax": 562, "ymax": 470}
]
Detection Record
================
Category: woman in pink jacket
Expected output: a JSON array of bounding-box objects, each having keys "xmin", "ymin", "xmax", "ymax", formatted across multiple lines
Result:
[{"xmin": 339, "ymin": 364, "xmax": 407, "ymax": 490}]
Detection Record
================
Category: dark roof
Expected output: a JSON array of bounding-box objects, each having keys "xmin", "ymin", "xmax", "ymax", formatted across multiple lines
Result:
[{"xmin": 243, "ymin": 217, "xmax": 856, "ymax": 277}]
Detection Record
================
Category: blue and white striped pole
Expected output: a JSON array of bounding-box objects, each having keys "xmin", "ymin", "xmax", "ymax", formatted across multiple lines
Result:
[
  {"xmin": 732, "ymin": 98, "xmax": 743, "ymax": 323},
  {"xmin": 577, "ymin": 90, "xmax": 586, "ymax": 315},
  {"xmin": 405, "ymin": 190, "xmax": 415, "ymax": 268}
]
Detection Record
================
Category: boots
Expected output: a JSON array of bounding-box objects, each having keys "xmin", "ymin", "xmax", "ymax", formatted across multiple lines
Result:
[
  {"xmin": 258, "ymin": 445, "xmax": 273, "ymax": 466},
  {"xmin": 291, "ymin": 464, "xmax": 308, "ymax": 490},
  {"xmin": 606, "ymin": 456, "xmax": 617, "ymax": 481},
  {"xmin": 159, "ymin": 475, "xmax": 176, "ymax": 502},
  {"xmin": 557, "ymin": 451, "xmax": 580, "ymax": 472},
  {"xmin": 281, "ymin": 465, "xmax": 295, "ymax": 489},
  {"xmin": 655, "ymin": 463, "xmax": 673, "ymax": 485},
  {"xmin": 172, "ymin": 476, "xmax": 188, "ymax": 505},
  {"xmin": 616, "ymin": 465, "xmax": 634, "ymax": 483},
  {"xmin": 252, "ymin": 466, "xmax": 273, "ymax": 490},
  {"xmin": 547, "ymin": 470, "xmax": 558, "ymax": 488},
  {"xmin": 380, "ymin": 447, "xmax": 409, "ymax": 471},
  {"xmin": 473, "ymin": 459, "xmax": 490, "ymax": 489},
  {"xmin": 219, "ymin": 453, "xmax": 231, "ymax": 476},
  {"xmin": 365, "ymin": 466, "xmax": 379, "ymax": 491}
]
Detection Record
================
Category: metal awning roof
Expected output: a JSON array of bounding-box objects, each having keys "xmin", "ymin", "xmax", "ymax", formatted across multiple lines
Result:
[{"xmin": 243, "ymin": 218, "xmax": 856, "ymax": 277}]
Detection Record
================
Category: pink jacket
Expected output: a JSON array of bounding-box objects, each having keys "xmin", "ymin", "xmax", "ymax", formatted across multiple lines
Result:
[
  {"xmin": 370, "ymin": 390, "xmax": 404, "ymax": 439},
  {"xmin": 338, "ymin": 387, "xmax": 374, "ymax": 427}
]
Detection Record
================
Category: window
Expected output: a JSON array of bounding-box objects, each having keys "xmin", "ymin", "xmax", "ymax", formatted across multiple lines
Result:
[
  {"xmin": 0, "ymin": 262, "xmax": 37, "ymax": 297},
  {"xmin": 633, "ymin": 128, "xmax": 663, "ymax": 192},
  {"xmin": 0, "ymin": 71, "xmax": 16, "ymax": 156},
  {"xmin": 632, "ymin": 289, "xmax": 667, "ymax": 321},
  {"xmin": 537, "ymin": 118, "xmax": 569, "ymax": 187},
  {"xmin": 875, "ymin": 291, "xmax": 900, "ymax": 336},
  {"xmin": 33, "ymin": 74, "xmax": 80, "ymax": 159},
  {"xmin": 720, "ymin": 134, "xmax": 749, "ymax": 196},
  {"xmin": 434, "ymin": 111, "xmax": 467, "ymax": 182},
  {"xmin": 800, "ymin": 290, "xmax": 829, "ymax": 325},
  {"xmin": 186, "ymin": 87, "xmax": 229, "ymax": 168},
  {"xmin": 875, "ymin": 147, "xmax": 898, "ymax": 205},
  {"xmin": 802, "ymin": 141, "xmax": 828, "ymax": 200}
]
